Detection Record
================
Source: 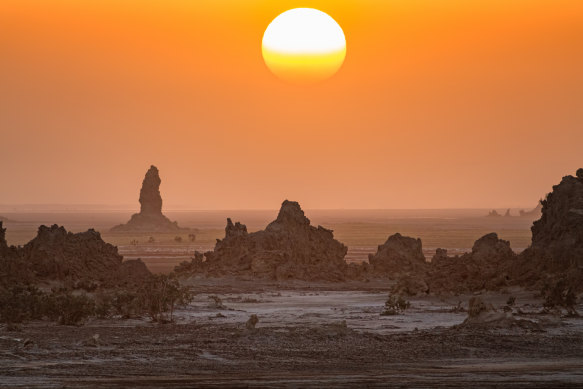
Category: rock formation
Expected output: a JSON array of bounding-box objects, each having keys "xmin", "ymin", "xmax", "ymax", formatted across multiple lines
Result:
[
  {"xmin": 519, "ymin": 202, "xmax": 543, "ymax": 218},
  {"xmin": 368, "ymin": 233, "xmax": 427, "ymax": 276},
  {"xmin": 504, "ymin": 209, "xmax": 512, "ymax": 217},
  {"xmin": 176, "ymin": 200, "xmax": 349, "ymax": 281},
  {"xmin": 111, "ymin": 165, "xmax": 185, "ymax": 232},
  {"xmin": 21, "ymin": 225, "xmax": 123, "ymax": 281},
  {"xmin": 529, "ymin": 170, "xmax": 583, "ymax": 267},
  {"xmin": 1, "ymin": 224, "xmax": 150, "ymax": 288},
  {"xmin": 510, "ymin": 169, "xmax": 583, "ymax": 291},
  {"xmin": 0, "ymin": 221, "xmax": 7, "ymax": 253},
  {"xmin": 487, "ymin": 210, "xmax": 501, "ymax": 217},
  {"xmin": 428, "ymin": 233, "xmax": 516, "ymax": 294}
]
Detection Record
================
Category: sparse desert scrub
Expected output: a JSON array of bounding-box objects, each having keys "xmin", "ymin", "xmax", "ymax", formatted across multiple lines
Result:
[{"xmin": 381, "ymin": 294, "xmax": 410, "ymax": 316}]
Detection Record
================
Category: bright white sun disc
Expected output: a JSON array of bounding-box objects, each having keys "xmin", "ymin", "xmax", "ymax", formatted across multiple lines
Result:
[{"xmin": 262, "ymin": 8, "xmax": 346, "ymax": 83}]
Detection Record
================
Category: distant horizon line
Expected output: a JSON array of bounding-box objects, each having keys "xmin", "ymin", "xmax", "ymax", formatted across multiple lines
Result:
[{"xmin": 0, "ymin": 203, "xmax": 541, "ymax": 212}]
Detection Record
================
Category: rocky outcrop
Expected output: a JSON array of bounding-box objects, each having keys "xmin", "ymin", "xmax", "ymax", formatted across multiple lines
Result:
[
  {"xmin": 0, "ymin": 221, "xmax": 7, "ymax": 253},
  {"xmin": 1, "ymin": 224, "xmax": 151, "ymax": 288},
  {"xmin": 529, "ymin": 170, "xmax": 583, "ymax": 268},
  {"xmin": 21, "ymin": 225, "xmax": 123, "ymax": 281},
  {"xmin": 510, "ymin": 169, "xmax": 583, "ymax": 291},
  {"xmin": 487, "ymin": 210, "xmax": 501, "ymax": 217},
  {"xmin": 177, "ymin": 200, "xmax": 349, "ymax": 281},
  {"xmin": 117, "ymin": 259, "xmax": 152, "ymax": 287},
  {"xmin": 428, "ymin": 233, "xmax": 516, "ymax": 294},
  {"xmin": 519, "ymin": 202, "xmax": 542, "ymax": 218},
  {"xmin": 111, "ymin": 166, "xmax": 185, "ymax": 232},
  {"xmin": 368, "ymin": 233, "xmax": 428, "ymax": 277}
]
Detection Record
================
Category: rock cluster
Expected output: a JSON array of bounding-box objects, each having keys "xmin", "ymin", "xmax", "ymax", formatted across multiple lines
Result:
[
  {"xmin": 428, "ymin": 233, "xmax": 516, "ymax": 294},
  {"xmin": 368, "ymin": 233, "xmax": 427, "ymax": 276},
  {"xmin": 0, "ymin": 224, "xmax": 150, "ymax": 288},
  {"xmin": 111, "ymin": 166, "xmax": 185, "ymax": 233},
  {"xmin": 177, "ymin": 200, "xmax": 349, "ymax": 281},
  {"xmin": 386, "ymin": 169, "xmax": 583, "ymax": 295}
]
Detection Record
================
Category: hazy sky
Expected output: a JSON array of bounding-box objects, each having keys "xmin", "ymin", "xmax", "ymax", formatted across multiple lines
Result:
[{"xmin": 1, "ymin": 0, "xmax": 582, "ymax": 210}]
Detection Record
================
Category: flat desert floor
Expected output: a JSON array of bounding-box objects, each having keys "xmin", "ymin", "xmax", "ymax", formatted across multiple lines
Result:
[{"xmin": 1, "ymin": 280, "xmax": 582, "ymax": 388}]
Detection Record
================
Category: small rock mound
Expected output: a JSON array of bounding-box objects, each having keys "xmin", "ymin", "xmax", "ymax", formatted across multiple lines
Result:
[
  {"xmin": 458, "ymin": 297, "xmax": 540, "ymax": 331},
  {"xmin": 111, "ymin": 166, "xmax": 185, "ymax": 233},
  {"xmin": 368, "ymin": 233, "xmax": 428, "ymax": 277},
  {"xmin": 246, "ymin": 314, "xmax": 259, "ymax": 330},
  {"xmin": 177, "ymin": 200, "xmax": 348, "ymax": 281}
]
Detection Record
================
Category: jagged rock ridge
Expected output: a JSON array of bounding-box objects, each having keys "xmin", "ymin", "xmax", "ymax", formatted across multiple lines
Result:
[
  {"xmin": 111, "ymin": 165, "xmax": 185, "ymax": 232},
  {"xmin": 386, "ymin": 168, "xmax": 583, "ymax": 295},
  {"xmin": 0, "ymin": 223, "xmax": 150, "ymax": 288},
  {"xmin": 177, "ymin": 200, "xmax": 349, "ymax": 281}
]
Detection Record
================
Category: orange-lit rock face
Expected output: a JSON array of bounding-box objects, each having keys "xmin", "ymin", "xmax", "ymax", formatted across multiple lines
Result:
[{"xmin": 262, "ymin": 8, "xmax": 346, "ymax": 84}]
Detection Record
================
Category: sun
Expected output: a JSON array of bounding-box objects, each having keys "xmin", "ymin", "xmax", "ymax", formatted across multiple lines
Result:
[{"xmin": 262, "ymin": 8, "xmax": 346, "ymax": 84}]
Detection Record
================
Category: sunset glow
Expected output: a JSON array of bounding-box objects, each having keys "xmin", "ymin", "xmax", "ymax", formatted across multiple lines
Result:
[{"xmin": 0, "ymin": 0, "xmax": 582, "ymax": 209}]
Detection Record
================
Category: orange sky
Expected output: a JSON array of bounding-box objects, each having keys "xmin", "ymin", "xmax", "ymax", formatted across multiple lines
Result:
[{"xmin": 1, "ymin": 0, "xmax": 582, "ymax": 210}]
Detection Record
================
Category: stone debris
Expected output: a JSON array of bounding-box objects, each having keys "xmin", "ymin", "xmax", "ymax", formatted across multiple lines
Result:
[{"xmin": 246, "ymin": 314, "xmax": 259, "ymax": 330}]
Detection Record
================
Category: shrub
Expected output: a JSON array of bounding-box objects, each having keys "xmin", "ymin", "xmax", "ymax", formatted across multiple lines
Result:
[
  {"xmin": 137, "ymin": 274, "xmax": 193, "ymax": 322},
  {"xmin": 381, "ymin": 294, "xmax": 410, "ymax": 316},
  {"xmin": 0, "ymin": 285, "xmax": 46, "ymax": 324},
  {"xmin": 50, "ymin": 291, "xmax": 95, "ymax": 326}
]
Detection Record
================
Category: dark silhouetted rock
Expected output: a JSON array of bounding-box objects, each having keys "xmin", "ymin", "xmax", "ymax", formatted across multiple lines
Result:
[
  {"xmin": 118, "ymin": 259, "xmax": 152, "ymax": 286},
  {"xmin": 177, "ymin": 200, "xmax": 348, "ymax": 281},
  {"xmin": 246, "ymin": 314, "xmax": 259, "ymax": 330},
  {"xmin": 368, "ymin": 233, "xmax": 427, "ymax": 277},
  {"xmin": 426, "ymin": 233, "xmax": 516, "ymax": 294},
  {"xmin": 111, "ymin": 166, "xmax": 185, "ymax": 232},
  {"xmin": 511, "ymin": 169, "xmax": 583, "ymax": 291},
  {"xmin": 0, "ymin": 224, "xmax": 151, "ymax": 288},
  {"xmin": 0, "ymin": 221, "xmax": 7, "ymax": 253},
  {"xmin": 432, "ymin": 248, "xmax": 448, "ymax": 262},
  {"xmin": 504, "ymin": 209, "xmax": 512, "ymax": 217},
  {"xmin": 21, "ymin": 225, "xmax": 123, "ymax": 281},
  {"xmin": 530, "ymin": 170, "xmax": 583, "ymax": 268},
  {"xmin": 487, "ymin": 210, "xmax": 501, "ymax": 217}
]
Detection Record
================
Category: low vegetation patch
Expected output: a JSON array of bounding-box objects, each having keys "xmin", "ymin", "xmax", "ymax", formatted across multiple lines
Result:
[
  {"xmin": 381, "ymin": 294, "xmax": 410, "ymax": 316},
  {"xmin": 0, "ymin": 275, "xmax": 193, "ymax": 327}
]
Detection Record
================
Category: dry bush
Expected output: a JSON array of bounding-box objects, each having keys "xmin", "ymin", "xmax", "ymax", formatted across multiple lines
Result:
[{"xmin": 381, "ymin": 294, "xmax": 410, "ymax": 316}]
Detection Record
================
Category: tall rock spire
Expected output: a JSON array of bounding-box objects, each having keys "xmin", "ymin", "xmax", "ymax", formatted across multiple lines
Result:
[{"xmin": 110, "ymin": 165, "xmax": 186, "ymax": 232}]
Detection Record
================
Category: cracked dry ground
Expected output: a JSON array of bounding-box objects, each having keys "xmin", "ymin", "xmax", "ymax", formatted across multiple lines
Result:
[{"xmin": 1, "ymin": 321, "xmax": 583, "ymax": 388}]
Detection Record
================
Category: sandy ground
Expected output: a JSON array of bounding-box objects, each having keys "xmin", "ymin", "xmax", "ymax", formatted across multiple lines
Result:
[{"xmin": 1, "ymin": 281, "xmax": 582, "ymax": 388}]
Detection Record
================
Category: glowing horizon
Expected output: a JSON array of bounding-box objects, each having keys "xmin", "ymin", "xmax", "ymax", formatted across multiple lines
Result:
[{"xmin": 0, "ymin": 0, "xmax": 582, "ymax": 210}]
